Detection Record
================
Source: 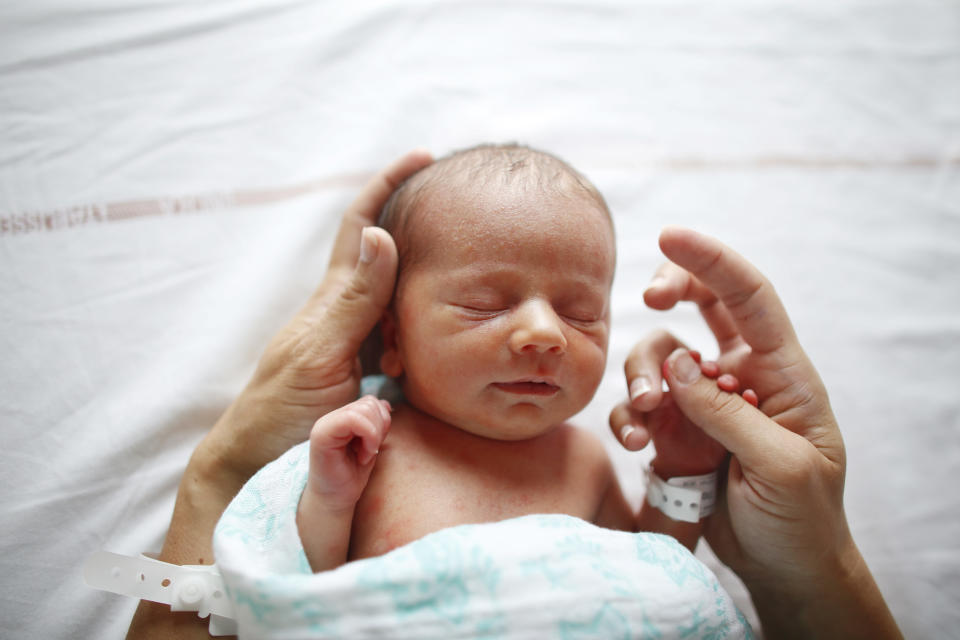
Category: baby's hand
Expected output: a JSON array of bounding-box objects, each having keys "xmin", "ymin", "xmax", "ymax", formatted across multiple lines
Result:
[
  {"xmin": 612, "ymin": 350, "xmax": 750, "ymax": 477},
  {"xmin": 304, "ymin": 395, "xmax": 392, "ymax": 513}
]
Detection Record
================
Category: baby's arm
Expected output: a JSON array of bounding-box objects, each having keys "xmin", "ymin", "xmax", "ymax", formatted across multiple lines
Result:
[
  {"xmin": 615, "ymin": 354, "xmax": 736, "ymax": 549},
  {"xmin": 297, "ymin": 396, "xmax": 391, "ymax": 572}
]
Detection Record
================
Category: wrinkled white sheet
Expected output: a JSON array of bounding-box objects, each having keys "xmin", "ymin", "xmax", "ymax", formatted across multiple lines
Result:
[{"xmin": 2, "ymin": 1, "xmax": 958, "ymax": 638}]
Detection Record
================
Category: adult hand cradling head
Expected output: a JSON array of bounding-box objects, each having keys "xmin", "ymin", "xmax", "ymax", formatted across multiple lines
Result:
[
  {"xmin": 198, "ymin": 150, "xmax": 434, "ymax": 484},
  {"xmin": 127, "ymin": 149, "xmax": 433, "ymax": 639}
]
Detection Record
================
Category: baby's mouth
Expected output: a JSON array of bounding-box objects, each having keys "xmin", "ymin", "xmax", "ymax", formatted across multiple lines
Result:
[{"xmin": 492, "ymin": 379, "xmax": 560, "ymax": 396}]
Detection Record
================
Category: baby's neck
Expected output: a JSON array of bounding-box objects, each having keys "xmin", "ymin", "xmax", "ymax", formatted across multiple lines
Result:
[{"xmin": 391, "ymin": 402, "xmax": 560, "ymax": 450}]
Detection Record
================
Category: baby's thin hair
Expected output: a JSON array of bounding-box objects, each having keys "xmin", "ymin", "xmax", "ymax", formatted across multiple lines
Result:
[{"xmin": 378, "ymin": 143, "xmax": 611, "ymax": 271}]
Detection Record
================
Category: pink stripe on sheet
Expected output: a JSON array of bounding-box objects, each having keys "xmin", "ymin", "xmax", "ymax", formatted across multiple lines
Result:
[
  {"xmin": 2, "ymin": 155, "xmax": 957, "ymax": 237},
  {"xmin": 0, "ymin": 172, "xmax": 370, "ymax": 237}
]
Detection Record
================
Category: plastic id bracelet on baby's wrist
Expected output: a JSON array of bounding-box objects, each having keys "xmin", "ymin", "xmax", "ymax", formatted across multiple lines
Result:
[{"xmin": 645, "ymin": 468, "xmax": 718, "ymax": 523}]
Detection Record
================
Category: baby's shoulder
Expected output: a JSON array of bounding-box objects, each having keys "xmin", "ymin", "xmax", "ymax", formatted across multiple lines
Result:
[{"xmin": 553, "ymin": 422, "xmax": 615, "ymax": 471}]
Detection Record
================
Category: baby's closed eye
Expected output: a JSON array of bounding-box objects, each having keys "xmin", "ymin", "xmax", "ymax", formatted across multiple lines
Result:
[
  {"xmin": 556, "ymin": 295, "xmax": 606, "ymax": 324},
  {"xmin": 452, "ymin": 295, "xmax": 508, "ymax": 317}
]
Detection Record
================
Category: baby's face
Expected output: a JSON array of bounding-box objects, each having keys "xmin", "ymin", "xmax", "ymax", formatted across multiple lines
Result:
[{"xmin": 382, "ymin": 183, "xmax": 615, "ymax": 440}]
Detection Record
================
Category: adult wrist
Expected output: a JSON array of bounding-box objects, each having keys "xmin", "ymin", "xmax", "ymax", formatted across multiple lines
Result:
[
  {"xmin": 188, "ymin": 430, "xmax": 254, "ymax": 505},
  {"xmin": 742, "ymin": 534, "xmax": 902, "ymax": 640}
]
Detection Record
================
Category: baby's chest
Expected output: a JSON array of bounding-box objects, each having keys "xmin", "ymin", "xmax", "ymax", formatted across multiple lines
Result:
[{"xmin": 347, "ymin": 444, "xmax": 600, "ymax": 561}]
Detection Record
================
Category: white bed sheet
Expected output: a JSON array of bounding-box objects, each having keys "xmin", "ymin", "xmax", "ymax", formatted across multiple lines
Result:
[{"xmin": 2, "ymin": 1, "xmax": 958, "ymax": 638}]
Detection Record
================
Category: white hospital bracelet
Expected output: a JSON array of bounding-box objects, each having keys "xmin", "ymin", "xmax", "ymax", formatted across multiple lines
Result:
[
  {"xmin": 645, "ymin": 468, "xmax": 718, "ymax": 523},
  {"xmin": 83, "ymin": 551, "xmax": 237, "ymax": 636}
]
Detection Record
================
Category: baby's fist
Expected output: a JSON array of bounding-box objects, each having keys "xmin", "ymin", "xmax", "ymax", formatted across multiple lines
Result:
[{"xmin": 306, "ymin": 395, "xmax": 392, "ymax": 512}]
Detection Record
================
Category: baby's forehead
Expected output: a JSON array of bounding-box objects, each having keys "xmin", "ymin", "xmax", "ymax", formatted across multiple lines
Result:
[
  {"xmin": 409, "ymin": 162, "xmax": 608, "ymax": 225},
  {"xmin": 381, "ymin": 145, "xmax": 615, "ymax": 275},
  {"xmin": 410, "ymin": 181, "xmax": 610, "ymax": 245}
]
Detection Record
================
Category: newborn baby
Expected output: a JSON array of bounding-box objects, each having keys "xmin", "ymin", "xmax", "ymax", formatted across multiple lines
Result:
[{"xmin": 298, "ymin": 144, "xmax": 687, "ymax": 572}]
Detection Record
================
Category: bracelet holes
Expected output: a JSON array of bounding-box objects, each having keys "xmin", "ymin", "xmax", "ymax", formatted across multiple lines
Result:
[{"xmin": 161, "ymin": 578, "xmax": 171, "ymax": 588}]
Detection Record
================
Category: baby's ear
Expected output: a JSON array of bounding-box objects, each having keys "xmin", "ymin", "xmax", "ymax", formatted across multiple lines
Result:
[{"xmin": 379, "ymin": 311, "xmax": 404, "ymax": 377}]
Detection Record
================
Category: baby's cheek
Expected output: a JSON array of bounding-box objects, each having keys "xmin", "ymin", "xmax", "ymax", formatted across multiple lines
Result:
[{"xmin": 570, "ymin": 340, "xmax": 607, "ymax": 399}]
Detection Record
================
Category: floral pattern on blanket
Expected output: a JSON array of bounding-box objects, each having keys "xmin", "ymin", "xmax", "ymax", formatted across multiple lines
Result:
[{"xmin": 215, "ymin": 442, "xmax": 754, "ymax": 639}]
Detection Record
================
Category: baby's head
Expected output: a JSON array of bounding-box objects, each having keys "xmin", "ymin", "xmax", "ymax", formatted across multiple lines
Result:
[{"xmin": 378, "ymin": 144, "xmax": 616, "ymax": 440}]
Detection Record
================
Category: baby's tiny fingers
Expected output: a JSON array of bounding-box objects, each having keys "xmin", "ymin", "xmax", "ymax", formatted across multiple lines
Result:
[
  {"xmin": 609, "ymin": 402, "xmax": 651, "ymax": 451},
  {"xmin": 717, "ymin": 373, "xmax": 740, "ymax": 393},
  {"xmin": 700, "ymin": 360, "xmax": 720, "ymax": 378},
  {"xmin": 377, "ymin": 398, "xmax": 392, "ymax": 422},
  {"xmin": 743, "ymin": 389, "xmax": 759, "ymax": 407}
]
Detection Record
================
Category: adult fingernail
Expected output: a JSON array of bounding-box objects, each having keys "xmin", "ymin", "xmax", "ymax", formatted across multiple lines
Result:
[
  {"xmin": 670, "ymin": 350, "xmax": 701, "ymax": 384},
  {"xmin": 359, "ymin": 227, "xmax": 378, "ymax": 265},
  {"xmin": 629, "ymin": 376, "xmax": 652, "ymax": 402},
  {"xmin": 620, "ymin": 425, "xmax": 635, "ymax": 445}
]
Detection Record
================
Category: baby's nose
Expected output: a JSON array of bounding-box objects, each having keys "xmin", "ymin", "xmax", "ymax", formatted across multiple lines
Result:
[{"xmin": 508, "ymin": 299, "xmax": 567, "ymax": 355}]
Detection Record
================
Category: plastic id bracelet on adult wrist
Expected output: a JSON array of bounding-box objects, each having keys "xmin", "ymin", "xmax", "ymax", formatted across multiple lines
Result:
[
  {"xmin": 645, "ymin": 468, "xmax": 718, "ymax": 523},
  {"xmin": 83, "ymin": 551, "xmax": 237, "ymax": 636}
]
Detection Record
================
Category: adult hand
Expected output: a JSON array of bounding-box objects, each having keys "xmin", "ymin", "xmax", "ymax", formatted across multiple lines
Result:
[
  {"xmin": 198, "ymin": 150, "xmax": 433, "ymax": 485},
  {"xmin": 618, "ymin": 227, "xmax": 901, "ymax": 639},
  {"xmin": 127, "ymin": 149, "xmax": 432, "ymax": 640}
]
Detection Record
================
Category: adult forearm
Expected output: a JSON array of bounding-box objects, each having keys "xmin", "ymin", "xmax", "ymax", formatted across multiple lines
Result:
[
  {"xmin": 747, "ymin": 540, "xmax": 902, "ymax": 640},
  {"xmin": 126, "ymin": 438, "xmax": 248, "ymax": 639}
]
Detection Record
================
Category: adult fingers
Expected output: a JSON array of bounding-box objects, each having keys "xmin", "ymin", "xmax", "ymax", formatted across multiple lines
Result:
[
  {"xmin": 661, "ymin": 347, "xmax": 826, "ymax": 472},
  {"xmin": 327, "ymin": 149, "xmax": 433, "ymax": 276},
  {"xmin": 624, "ymin": 329, "xmax": 685, "ymax": 412},
  {"xmin": 644, "ymin": 261, "xmax": 743, "ymax": 352},
  {"xmin": 308, "ymin": 227, "xmax": 399, "ymax": 362},
  {"xmin": 658, "ymin": 226, "xmax": 799, "ymax": 356}
]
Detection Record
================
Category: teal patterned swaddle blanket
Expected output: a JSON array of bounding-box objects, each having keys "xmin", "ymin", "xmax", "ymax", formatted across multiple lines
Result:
[{"xmin": 214, "ymin": 442, "xmax": 754, "ymax": 639}]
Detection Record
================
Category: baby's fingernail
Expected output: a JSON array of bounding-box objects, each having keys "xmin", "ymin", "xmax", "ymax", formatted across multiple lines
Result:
[
  {"xmin": 629, "ymin": 376, "xmax": 652, "ymax": 402},
  {"xmin": 669, "ymin": 350, "xmax": 701, "ymax": 384},
  {"xmin": 701, "ymin": 361, "xmax": 720, "ymax": 378},
  {"xmin": 359, "ymin": 227, "xmax": 378, "ymax": 265},
  {"xmin": 717, "ymin": 373, "xmax": 739, "ymax": 393}
]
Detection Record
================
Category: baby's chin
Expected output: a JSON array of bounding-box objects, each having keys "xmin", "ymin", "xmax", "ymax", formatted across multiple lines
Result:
[{"xmin": 447, "ymin": 405, "xmax": 580, "ymax": 442}]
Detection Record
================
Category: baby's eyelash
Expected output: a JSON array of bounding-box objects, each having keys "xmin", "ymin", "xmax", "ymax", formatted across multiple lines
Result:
[
  {"xmin": 456, "ymin": 304, "xmax": 506, "ymax": 317},
  {"xmin": 563, "ymin": 314, "xmax": 602, "ymax": 326}
]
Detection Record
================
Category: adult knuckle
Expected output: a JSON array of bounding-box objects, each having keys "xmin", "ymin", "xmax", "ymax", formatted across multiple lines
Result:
[
  {"xmin": 340, "ymin": 277, "xmax": 372, "ymax": 305},
  {"xmin": 710, "ymin": 388, "xmax": 743, "ymax": 419}
]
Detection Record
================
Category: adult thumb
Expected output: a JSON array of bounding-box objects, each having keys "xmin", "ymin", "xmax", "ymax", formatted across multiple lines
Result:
[
  {"xmin": 318, "ymin": 226, "xmax": 398, "ymax": 358},
  {"xmin": 661, "ymin": 348, "xmax": 794, "ymax": 471}
]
